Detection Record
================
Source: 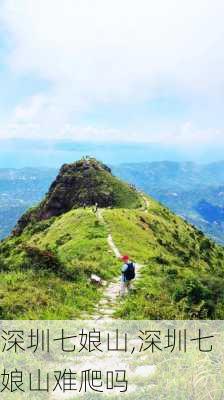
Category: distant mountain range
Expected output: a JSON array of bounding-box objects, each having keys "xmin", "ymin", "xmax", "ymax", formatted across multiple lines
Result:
[
  {"xmin": 113, "ymin": 161, "xmax": 224, "ymax": 243},
  {"xmin": 0, "ymin": 168, "xmax": 56, "ymax": 239},
  {"xmin": 0, "ymin": 161, "xmax": 224, "ymax": 243},
  {"xmin": 1, "ymin": 158, "xmax": 224, "ymax": 319}
]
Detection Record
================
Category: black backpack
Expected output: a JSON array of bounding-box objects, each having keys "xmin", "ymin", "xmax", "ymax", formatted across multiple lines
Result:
[{"xmin": 124, "ymin": 262, "xmax": 135, "ymax": 281}]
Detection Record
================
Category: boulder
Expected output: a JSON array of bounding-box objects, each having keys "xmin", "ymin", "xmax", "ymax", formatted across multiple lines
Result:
[{"xmin": 90, "ymin": 274, "xmax": 102, "ymax": 285}]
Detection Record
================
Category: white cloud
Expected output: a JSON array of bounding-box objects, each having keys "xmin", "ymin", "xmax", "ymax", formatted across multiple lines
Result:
[
  {"xmin": 169, "ymin": 121, "xmax": 224, "ymax": 146},
  {"xmin": 1, "ymin": 0, "xmax": 224, "ymax": 144},
  {"xmin": 3, "ymin": 0, "xmax": 224, "ymax": 96},
  {"xmin": 14, "ymin": 94, "xmax": 48, "ymax": 120}
]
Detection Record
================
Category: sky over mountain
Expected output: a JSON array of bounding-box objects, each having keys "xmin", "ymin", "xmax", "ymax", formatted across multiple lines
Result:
[{"xmin": 0, "ymin": 0, "xmax": 224, "ymax": 162}]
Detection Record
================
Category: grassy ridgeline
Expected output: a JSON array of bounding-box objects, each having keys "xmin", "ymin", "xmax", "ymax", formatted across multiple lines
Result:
[
  {"xmin": 103, "ymin": 197, "xmax": 224, "ymax": 319},
  {"xmin": 0, "ymin": 157, "xmax": 224, "ymax": 320},
  {"xmin": 0, "ymin": 209, "xmax": 120, "ymax": 319},
  {"xmin": 0, "ymin": 197, "xmax": 224, "ymax": 319}
]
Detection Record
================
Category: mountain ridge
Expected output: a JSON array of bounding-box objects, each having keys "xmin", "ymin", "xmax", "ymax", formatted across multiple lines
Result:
[
  {"xmin": 0, "ymin": 158, "xmax": 224, "ymax": 319},
  {"xmin": 1, "ymin": 160, "xmax": 224, "ymax": 241},
  {"xmin": 13, "ymin": 158, "xmax": 140, "ymax": 235}
]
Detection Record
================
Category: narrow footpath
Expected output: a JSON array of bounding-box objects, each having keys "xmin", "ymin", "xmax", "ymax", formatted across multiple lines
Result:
[{"xmin": 92, "ymin": 195, "xmax": 148, "ymax": 320}]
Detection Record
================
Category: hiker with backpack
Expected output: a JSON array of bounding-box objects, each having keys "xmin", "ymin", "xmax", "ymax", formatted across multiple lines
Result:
[
  {"xmin": 120, "ymin": 255, "xmax": 135, "ymax": 296},
  {"xmin": 92, "ymin": 202, "xmax": 98, "ymax": 213}
]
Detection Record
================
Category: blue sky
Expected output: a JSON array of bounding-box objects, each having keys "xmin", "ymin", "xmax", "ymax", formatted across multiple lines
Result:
[{"xmin": 0, "ymin": 0, "xmax": 224, "ymax": 166}]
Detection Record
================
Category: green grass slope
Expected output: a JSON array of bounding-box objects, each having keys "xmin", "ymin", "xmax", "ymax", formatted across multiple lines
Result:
[
  {"xmin": 103, "ymin": 197, "xmax": 224, "ymax": 319},
  {"xmin": 0, "ymin": 191, "xmax": 224, "ymax": 319},
  {"xmin": 1, "ymin": 155, "xmax": 224, "ymax": 320},
  {"xmin": 0, "ymin": 209, "xmax": 120, "ymax": 319}
]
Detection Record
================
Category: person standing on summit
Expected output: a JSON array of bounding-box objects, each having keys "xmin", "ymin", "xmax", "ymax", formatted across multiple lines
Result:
[
  {"xmin": 92, "ymin": 202, "xmax": 98, "ymax": 213},
  {"xmin": 120, "ymin": 255, "xmax": 136, "ymax": 296}
]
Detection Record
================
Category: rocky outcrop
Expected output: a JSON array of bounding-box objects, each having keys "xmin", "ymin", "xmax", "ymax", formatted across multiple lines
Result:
[{"xmin": 13, "ymin": 157, "xmax": 140, "ymax": 235}]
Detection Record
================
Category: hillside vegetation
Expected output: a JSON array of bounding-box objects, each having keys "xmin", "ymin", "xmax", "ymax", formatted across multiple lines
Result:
[
  {"xmin": 104, "ymin": 199, "xmax": 224, "ymax": 318},
  {"xmin": 1, "ymin": 161, "xmax": 224, "ymax": 243},
  {"xmin": 14, "ymin": 158, "xmax": 140, "ymax": 235},
  {"xmin": 113, "ymin": 161, "xmax": 224, "ymax": 244},
  {"xmin": 0, "ymin": 209, "xmax": 120, "ymax": 318},
  {"xmin": 0, "ymin": 158, "xmax": 224, "ymax": 319}
]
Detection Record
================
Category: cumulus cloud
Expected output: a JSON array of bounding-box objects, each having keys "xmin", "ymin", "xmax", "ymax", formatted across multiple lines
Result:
[{"xmin": 1, "ymin": 0, "xmax": 224, "ymax": 144}]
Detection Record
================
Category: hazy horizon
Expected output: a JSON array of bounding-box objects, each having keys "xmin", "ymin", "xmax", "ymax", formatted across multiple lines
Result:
[
  {"xmin": 1, "ymin": 1, "xmax": 224, "ymax": 165},
  {"xmin": 0, "ymin": 138, "xmax": 224, "ymax": 168}
]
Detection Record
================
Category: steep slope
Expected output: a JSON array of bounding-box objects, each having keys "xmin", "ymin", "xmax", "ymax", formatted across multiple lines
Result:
[
  {"xmin": 103, "ymin": 200, "xmax": 224, "ymax": 319},
  {"xmin": 0, "ymin": 159, "xmax": 224, "ymax": 319},
  {"xmin": 13, "ymin": 157, "xmax": 141, "ymax": 235},
  {"xmin": 0, "ymin": 208, "xmax": 120, "ymax": 319}
]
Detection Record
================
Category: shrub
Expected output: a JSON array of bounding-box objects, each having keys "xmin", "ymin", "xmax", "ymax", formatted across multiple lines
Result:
[
  {"xmin": 166, "ymin": 268, "xmax": 178, "ymax": 278},
  {"xmin": 28, "ymin": 218, "xmax": 55, "ymax": 235},
  {"xmin": 173, "ymin": 277, "xmax": 223, "ymax": 318},
  {"xmin": 0, "ymin": 256, "xmax": 10, "ymax": 272},
  {"xmin": 23, "ymin": 246, "xmax": 61, "ymax": 272},
  {"xmin": 154, "ymin": 255, "xmax": 170, "ymax": 265},
  {"xmin": 200, "ymin": 238, "xmax": 213, "ymax": 252},
  {"xmin": 174, "ymin": 278, "xmax": 208, "ymax": 304}
]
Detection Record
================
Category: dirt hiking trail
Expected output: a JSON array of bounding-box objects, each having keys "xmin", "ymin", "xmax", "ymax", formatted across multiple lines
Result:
[{"xmin": 92, "ymin": 195, "xmax": 148, "ymax": 320}]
